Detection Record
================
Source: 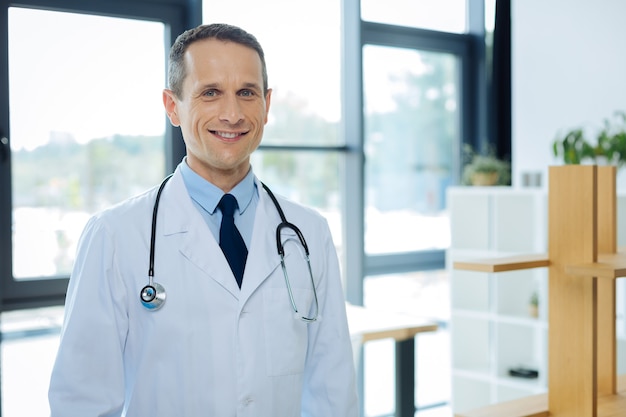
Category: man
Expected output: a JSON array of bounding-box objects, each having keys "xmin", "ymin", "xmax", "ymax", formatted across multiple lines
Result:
[{"xmin": 49, "ymin": 23, "xmax": 358, "ymax": 416}]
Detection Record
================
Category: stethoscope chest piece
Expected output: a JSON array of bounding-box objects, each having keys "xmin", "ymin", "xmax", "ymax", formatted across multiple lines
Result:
[{"xmin": 140, "ymin": 282, "xmax": 166, "ymax": 310}]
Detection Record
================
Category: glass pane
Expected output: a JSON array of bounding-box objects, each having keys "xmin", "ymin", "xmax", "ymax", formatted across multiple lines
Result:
[
  {"xmin": 9, "ymin": 8, "xmax": 166, "ymax": 279},
  {"xmin": 251, "ymin": 150, "xmax": 343, "ymax": 257},
  {"xmin": 363, "ymin": 45, "xmax": 457, "ymax": 255},
  {"xmin": 202, "ymin": 0, "xmax": 342, "ymax": 145},
  {"xmin": 485, "ymin": 0, "xmax": 496, "ymax": 33},
  {"xmin": 361, "ymin": 0, "xmax": 467, "ymax": 34}
]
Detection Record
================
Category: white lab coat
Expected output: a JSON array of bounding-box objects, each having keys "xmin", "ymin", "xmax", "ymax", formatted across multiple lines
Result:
[{"xmin": 48, "ymin": 168, "xmax": 358, "ymax": 417}]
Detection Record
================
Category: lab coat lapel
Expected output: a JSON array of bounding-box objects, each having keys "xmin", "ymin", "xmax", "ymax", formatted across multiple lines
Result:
[
  {"xmin": 238, "ymin": 181, "xmax": 284, "ymax": 303},
  {"xmin": 160, "ymin": 171, "xmax": 241, "ymax": 297}
]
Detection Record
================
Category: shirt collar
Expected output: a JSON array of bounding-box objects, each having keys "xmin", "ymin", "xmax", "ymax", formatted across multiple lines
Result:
[{"xmin": 180, "ymin": 158, "xmax": 256, "ymax": 215}]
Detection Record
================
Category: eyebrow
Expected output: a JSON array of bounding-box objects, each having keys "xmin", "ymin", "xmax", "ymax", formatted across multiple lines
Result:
[
  {"xmin": 198, "ymin": 82, "xmax": 262, "ymax": 91},
  {"xmin": 240, "ymin": 82, "xmax": 263, "ymax": 92}
]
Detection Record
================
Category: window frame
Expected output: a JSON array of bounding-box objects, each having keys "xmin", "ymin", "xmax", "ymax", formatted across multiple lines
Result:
[
  {"xmin": 361, "ymin": 21, "xmax": 473, "ymax": 275},
  {"xmin": 0, "ymin": 0, "xmax": 197, "ymax": 311},
  {"xmin": 343, "ymin": 1, "xmax": 489, "ymax": 305}
]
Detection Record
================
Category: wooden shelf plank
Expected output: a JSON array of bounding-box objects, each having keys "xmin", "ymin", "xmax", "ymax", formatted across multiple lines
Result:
[
  {"xmin": 454, "ymin": 251, "xmax": 626, "ymax": 279},
  {"xmin": 453, "ymin": 254, "xmax": 549, "ymax": 273},
  {"xmin": 566, "ymin": 252, "xmax": 626, "ymax": 279}
]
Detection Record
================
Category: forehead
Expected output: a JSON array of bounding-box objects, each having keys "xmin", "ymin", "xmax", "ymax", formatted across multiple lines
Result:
[{"xmin": 183, "ymin": 38, "xmax": 263, "ymax": 84}]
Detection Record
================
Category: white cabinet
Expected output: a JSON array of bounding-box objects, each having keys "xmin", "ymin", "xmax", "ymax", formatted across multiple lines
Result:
[
  {"xmin": 447, "ymin": 187, "xmax": 549, "ymax": 413},
  {"xmin": 448, "ymin": 186, "xmax": 626, "ymax": 413}
]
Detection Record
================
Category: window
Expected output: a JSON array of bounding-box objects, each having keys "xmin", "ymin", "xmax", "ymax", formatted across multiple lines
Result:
[
  {"xmin": 361, "ymin": 0, "xmax": 467, "ymax": 33},
  {"xmin": 0, "ymin": 0, "xmax": 196, "ymax": 307},
  {"xmin": 363, "ymin": 45, "xmax": 457, "ymax": 255},
  {"xmin": 359, "ymin": 15, "xmax": 474, "ymax": 416},
  {"xmin": 9, "ymin": 8, "xmax": 166, "ymax": 280}
]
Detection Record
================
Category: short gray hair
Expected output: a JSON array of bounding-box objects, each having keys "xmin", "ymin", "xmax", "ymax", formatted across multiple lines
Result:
[{"xmin": 168, "ymin": 23, "xmax": 268, "ymax": 98}]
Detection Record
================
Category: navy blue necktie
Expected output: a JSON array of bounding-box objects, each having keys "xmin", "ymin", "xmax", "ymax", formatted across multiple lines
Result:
[{"xmin": 218, "ymin": 194, "xmax": 248, "ymax": 287}]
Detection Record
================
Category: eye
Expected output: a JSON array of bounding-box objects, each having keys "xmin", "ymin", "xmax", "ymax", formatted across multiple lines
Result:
[
  {"xmin": 203, "ymin": 89, "xmax": 218, "ymax": 97},
  {"xmin": 239, "ymin": 90, "xmax": 254, "ymax": 97}
]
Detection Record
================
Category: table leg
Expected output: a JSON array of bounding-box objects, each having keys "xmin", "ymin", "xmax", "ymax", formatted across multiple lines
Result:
[{"xmin": 395, "ymin": 337, "xmax": 415, "ymax": 417}]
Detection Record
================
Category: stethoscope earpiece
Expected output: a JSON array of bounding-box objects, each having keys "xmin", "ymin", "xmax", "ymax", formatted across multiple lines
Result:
[{"xmin": 140, "ymin": 283, "xmax": 166, "ymax": 310}]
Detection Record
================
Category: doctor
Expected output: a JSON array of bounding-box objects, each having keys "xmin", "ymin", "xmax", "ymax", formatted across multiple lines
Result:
[{"xmin": 49, "ymin": 23, "xmax": 358, "ymax": 417}]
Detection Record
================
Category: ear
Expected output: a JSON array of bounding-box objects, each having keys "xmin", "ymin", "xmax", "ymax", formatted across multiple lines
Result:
[
  {"xmin": 163, "ymin": 89, "xmax": 181, "ymax": 126},
  {"xmin": 263, "ymin": 88, "xmax": 272, "ymax": 124}
]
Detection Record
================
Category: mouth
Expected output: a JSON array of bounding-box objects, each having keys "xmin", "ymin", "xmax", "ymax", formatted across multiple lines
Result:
[{"xmin": 211, "ymin": 130, "xmax": 247, "ymax": 141}]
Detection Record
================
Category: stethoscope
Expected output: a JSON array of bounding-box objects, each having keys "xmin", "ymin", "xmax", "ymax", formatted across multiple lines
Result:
[{"xmin": 140, "ymin": 174, "xmax": 320, "ymax": 322}]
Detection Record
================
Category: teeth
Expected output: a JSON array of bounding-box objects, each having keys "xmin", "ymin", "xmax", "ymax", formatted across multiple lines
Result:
[{"xmin": 217, "ymin": 131, "xmax": 238, "ymax": 139}]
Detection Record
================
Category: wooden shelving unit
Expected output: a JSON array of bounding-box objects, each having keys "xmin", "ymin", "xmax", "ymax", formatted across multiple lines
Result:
[{"xmin": 454, "ymin": 165, "xmax": 626, "ymax": 417}]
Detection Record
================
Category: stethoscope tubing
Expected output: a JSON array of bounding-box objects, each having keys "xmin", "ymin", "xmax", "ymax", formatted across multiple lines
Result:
[
  {"xmin": 148, "ymin": 173, "xmax": 174, "ymax": 282},
  {"xmin": 141, "ymin": 174, "xmax": 319, "ymax": 321}
]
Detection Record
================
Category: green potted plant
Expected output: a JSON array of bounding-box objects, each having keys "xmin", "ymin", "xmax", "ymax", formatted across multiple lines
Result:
[
  {"xmin": 552, "ymin": 111, "xmax": 626, "ymax": 168},
  {"xmin": 529, "ymin": 291, "xmax": 539, "ymax": 318},
  {"xmin": 602, "ymin": 111, "xmax": 626, "ymax": 167},
  {"xmin": 462, "ymin": 144, "xmax": 511, "ymax": 186}
]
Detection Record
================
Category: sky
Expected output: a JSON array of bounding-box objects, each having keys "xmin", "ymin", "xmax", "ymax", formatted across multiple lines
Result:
[{"xmin": 8, "ymin": 8, "xmax": 166, "ymax": 150}]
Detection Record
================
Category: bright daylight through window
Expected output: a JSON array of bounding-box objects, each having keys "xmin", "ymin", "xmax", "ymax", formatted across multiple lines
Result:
[{"xmin": 9, "ymin": 8, "xmax": 166, "ymax": 279}]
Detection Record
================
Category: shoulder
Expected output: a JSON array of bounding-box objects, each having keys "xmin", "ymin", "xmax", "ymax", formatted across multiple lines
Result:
[
  {"xmin": 101, "ymin": 185, "xmax": 158, "ymax": 218},
  {"xmin": 84, "ymin": 172, "xmax": 189, "ymax": 238},
  {"xmin": 85, "ymin": 184, "xmax": 161, "ymax": 235}
]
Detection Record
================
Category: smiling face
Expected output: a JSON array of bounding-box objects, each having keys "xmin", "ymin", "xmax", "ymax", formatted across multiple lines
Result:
[{"xmin": 163, "ymin": 38, "xmax": 272, "ymax": 191}]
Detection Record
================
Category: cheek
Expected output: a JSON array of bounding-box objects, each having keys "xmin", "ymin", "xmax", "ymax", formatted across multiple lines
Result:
[
  {"xmin": 180, "ymin": 123, "xmax": 208, "ymax": 155},
  {"xmin": 253, "ymin": 113, "xmax": 269, "ymax": 137},
  {"xmin": 181, "ymin": 113, "xmax": 207, "ymax": 142}
]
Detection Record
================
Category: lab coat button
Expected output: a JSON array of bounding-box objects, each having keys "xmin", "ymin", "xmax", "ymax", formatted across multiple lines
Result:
[{"xmin": 241, "ymin": 397, "xmax": 253, "ymax": 406}]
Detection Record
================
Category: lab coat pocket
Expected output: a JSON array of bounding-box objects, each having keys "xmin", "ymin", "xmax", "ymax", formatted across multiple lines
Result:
[{"xmin": 263, "ymin": 287, "xmax": 314, "ymax": 376}]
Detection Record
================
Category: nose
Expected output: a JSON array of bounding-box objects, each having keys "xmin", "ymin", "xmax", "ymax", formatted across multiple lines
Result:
[{"xmin": 219, "ymin": 94, "xmax": 244, "ymax": 124}]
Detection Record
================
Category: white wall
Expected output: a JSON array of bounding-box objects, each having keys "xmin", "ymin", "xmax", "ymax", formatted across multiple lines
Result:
[{"xmin": 512, "ymin": 0, "xmax": 626, "ymax": 189}]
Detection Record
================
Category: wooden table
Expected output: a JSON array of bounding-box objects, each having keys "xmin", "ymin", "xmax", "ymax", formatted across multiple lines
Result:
[{"xmin": 346, "ymin": 303, "xmax": 439, "ymax": 417}]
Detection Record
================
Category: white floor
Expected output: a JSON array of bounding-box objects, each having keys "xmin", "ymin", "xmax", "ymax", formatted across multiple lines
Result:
[
  {"xmin": 1, "ymin": 270, "xmax": 452, "ymax": 417},
  {"xmin": 1, "ymin": 307, "xmax": 63, "ymax": 417}
]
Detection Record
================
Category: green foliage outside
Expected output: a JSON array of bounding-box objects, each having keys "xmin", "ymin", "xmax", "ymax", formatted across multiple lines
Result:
[{"xmin": 13, "ymin": 134, "xmax": 165, "ymax": 211}]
